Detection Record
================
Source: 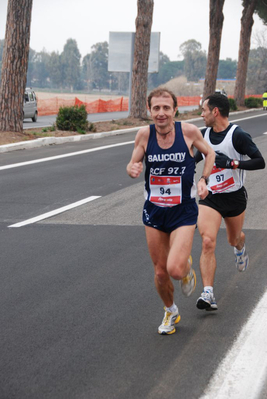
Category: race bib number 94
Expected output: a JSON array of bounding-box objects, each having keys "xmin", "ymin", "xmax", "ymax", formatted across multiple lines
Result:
[{"xmin": 149, "ymin": 175, "xmax": 182, "ymax": 206}]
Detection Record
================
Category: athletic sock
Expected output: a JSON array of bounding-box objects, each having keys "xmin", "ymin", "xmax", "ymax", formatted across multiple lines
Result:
[
  {"xmin": 235, "ymin": 244, "xmax": 245, "ymax": 254},
  {"xmin": 204, "ymin": 286, "xmax": 213, "ymax": 293},
  {"xmin": 166, "ymin": 303, "xmax": 178, "ymax": 313}
]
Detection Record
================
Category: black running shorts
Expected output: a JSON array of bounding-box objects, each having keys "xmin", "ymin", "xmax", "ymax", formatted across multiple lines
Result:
[{"xmin": 198, "ymin": 187, "xmax": 248, "ymax": 218}]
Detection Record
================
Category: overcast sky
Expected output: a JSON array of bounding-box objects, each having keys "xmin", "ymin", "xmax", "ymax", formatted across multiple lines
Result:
[{"xmin": 0, "ymin": 0, "xmax": 266, "ymax": 62}]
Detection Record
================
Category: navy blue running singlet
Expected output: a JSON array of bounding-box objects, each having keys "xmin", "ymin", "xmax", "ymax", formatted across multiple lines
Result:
[{"xmin": 144, "ymin": 122, "xmax": 196, "ymax": 207}]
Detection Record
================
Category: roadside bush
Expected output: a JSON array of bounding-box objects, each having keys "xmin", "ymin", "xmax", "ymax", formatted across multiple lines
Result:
[
  {"xmin": 228, "ymin": 98, "xmax": 237, "ymax": 111},
  {"xmin": 88, "ymin": 122, "xmax": 96, "ymax": 132},
  {"xmin": 56, "ymin": 105, "xmax": 89, "ymax": 131},
  {"xmin": 244, "ymin": 97, "xmax": 262, "ymax": 108}
]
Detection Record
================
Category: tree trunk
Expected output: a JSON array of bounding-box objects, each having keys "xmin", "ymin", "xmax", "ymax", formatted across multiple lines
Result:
[
  {"xmin": 234, "ymin": 0, "xmax": 257, "ymax": 106},
  {"xmin": 0, "ymin": 0, "xmax": 33, "ymax": 133},
  {"xmin": 202, "ymin": 0, "xmax": 225, "ymax": 102},
  {"xmin": 129, "ymin": 0, "xmax": 154, "ymax": 119}
]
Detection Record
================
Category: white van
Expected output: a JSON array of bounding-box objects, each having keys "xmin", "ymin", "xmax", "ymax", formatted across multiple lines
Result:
[{"xmin": 23, "ymin": 88, "xmax": 38, "ymax": 122}]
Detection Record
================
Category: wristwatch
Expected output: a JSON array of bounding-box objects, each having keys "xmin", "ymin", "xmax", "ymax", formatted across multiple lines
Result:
[
  {"xmin": 231, "ymin": 160, "xmax": 239, "ymax": 169},
  {"xmin": 199, "ymin": 175, "xmax": 209, "ymax": 185}
]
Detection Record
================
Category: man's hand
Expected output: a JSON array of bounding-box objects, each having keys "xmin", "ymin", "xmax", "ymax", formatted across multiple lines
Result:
[
  {"xmin": 128, "ymin": 161, "xmax": 143, "ymax": 178},
  {"xmin": 215, "ymin": 151, "xmax": 232, "ymax": 168},
  {"xmin": 197, "ymin": 179, "xmax": 209, "ymax": 199}
]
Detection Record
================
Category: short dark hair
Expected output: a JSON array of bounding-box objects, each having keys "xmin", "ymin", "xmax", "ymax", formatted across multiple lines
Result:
[
  {"xmin": 205, "ymin": 93, "xmax": 230, "ymax": 117},
  {"xmin": 147, "ymin": 88, "xmax": 177, "ymax": 110}
]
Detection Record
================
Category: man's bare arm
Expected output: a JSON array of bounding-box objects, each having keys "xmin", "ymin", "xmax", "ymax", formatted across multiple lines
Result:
[
  {"xmin": 182, "ymin": 122, "xmax": 215, "ymax": 177},
  {"xmin": 183, "ymin": 123, "xmax": 215, "ymax": 199},
  {"xmin": 193, "ymin": 128, "xmax": 215, "ymax": 199},
  {"xmin": 126, "ymin": 127, "xmax": 148, "ymax": 178},
  {"xmin": 194, "ymin": 130, "xmax": 215, "ymax": 176}
]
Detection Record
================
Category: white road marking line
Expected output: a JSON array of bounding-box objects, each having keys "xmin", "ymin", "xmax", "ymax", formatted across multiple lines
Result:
[
  {"xmin": 1, "ymin": 113, "xmax": 266, "ymax": 172},
  {"xmin": 8, "ymin": 196, "xmax": 101, "ymax": 228},
  {"xmin": 200, "ymin": 289, "xmax": 267, "ymax": 399},
  {"xmin": 0, "ymin": 141, "xmax": 135, "ymax": 171},
  {"xmin": 197, "ymin": 113, "xmax": 267, "ymax": 130},
  {"xmin": 231, "ymin": 113, "xmax": 267, "ymax": 123}
]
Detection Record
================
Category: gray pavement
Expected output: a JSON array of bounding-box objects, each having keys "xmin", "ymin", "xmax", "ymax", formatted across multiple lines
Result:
[
  {"xmin": 40, "ymin": 134, "xmax": 267, "ymax": 230},
  {"xmin": 0, "ymin": 110, "xmax": 267, "ymax": 398}
]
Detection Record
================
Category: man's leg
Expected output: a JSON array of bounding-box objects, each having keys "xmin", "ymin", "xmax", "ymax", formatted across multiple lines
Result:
[
  {"xmin": 167, "ymin": 225, "xmax": 196, "ymax": 279},
  {"xmin": 145, "ymin": 226, "xmax": 173, "ymax": 308},
  {"xmin": 224, "ymin": 211, "xmax": 246, "ymax": 249},
  {"xmin": 225, "ymin": 211, "xmax": 248, "ymax": 272},
  {"xmin": 196, "ymin": 205, "xmax": 222, "ymax": 310},
  {"xmin": 198, "ymin": 205, "xmax": 222, "ymax": 287},
  {"xmin": 145, "ymin": 226, "xmax": 181, "ymax": 335},
  {"xmin": 168, "ymin": 225, "xmax": 197, "ymax": 297}
]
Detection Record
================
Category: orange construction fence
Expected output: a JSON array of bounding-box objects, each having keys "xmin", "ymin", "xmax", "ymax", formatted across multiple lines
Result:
[
  {"xmin": 74, "ymin": 97, "xmax": 128, "ymax": 113},
  {"xmin": 176, "ymin": 96, "xmax": 201, "ymax": 106},
  {"xmin": 37, "ymin": 94, "xmax": 262, "ymax": 116},
  {"xmin": 38, "ymin": 96, "xmax": 129, "ymax": 116},
  {"xmin": 38, "ymin": 97, "xmax": 76, "ymax": 116}
]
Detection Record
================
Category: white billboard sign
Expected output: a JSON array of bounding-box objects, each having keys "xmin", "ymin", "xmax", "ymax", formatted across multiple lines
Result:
[{"xmin": 108, "ymin": 32, "xmax": 160, "ymax": 73}]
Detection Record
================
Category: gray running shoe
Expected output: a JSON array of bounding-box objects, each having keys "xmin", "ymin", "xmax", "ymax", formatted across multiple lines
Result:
[
  {"xmin": 196, "ymin": 291, "xmax": 218, "ymax": 311},
  {"xmin": 180, "ymin": 255, "xmax": 196, "ymax": 297},
  {"xmin": 234, "ymin": 245, "xmax": 249, "ymax": 272}
]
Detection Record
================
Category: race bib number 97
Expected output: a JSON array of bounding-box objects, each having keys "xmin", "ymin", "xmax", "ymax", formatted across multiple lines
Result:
[
  {"xmin": 209, "ymin": 166, "xmax": 235, "ymax": 193},
  {"xmin": 149, "ymin": 175, "xmax": 182, "ymax": 206}
]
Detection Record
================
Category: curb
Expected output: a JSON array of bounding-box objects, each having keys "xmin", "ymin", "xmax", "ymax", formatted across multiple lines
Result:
[
  {"xmin": 0, "ymin": 108, "xmax": 261, "ymax": 154},
  {"xmin": 0, "ymin": 126, "xmax": 141, "ymax": 154}
]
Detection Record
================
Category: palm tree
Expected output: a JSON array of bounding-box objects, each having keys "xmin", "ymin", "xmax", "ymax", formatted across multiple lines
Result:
[
  {"xmin": 0, "ymin": 0, "xmax": 33, "ymax": 133},
  {"xmin": 202, "ymin": 0, "xmax": 225, "ymax": 102},
  {"xmin": 129, "ymin": 0, "xmax": 154, "ymax": 119}
]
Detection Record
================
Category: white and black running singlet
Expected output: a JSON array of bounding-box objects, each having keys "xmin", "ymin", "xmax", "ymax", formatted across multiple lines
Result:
[{"xmin": 203, "ymin": 124, "xmax": 246, "ymax": 193}]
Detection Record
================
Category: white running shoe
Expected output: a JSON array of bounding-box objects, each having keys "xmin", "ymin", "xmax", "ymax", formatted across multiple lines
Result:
[
  {"xmin": 158, "ymin": 306, "xmax": 181, "ymax": 335},
  {"xmin": 234, "ymin": 245, "xmax": 249, "ymax": 272},
  {"xmin": 196, "ymin": 290, "xmax": 218, "ymax": 311},
  {"xmin": 180, "ymin": 256, "xmax": 196, "ymax": 297}
]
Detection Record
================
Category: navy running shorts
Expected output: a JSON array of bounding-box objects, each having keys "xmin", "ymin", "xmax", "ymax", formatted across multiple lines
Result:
[
  {"xmin": 142, "ymin": 199, "xmax": 198, "ymax": 233},
  {"xmin": 198, "ymin": 187, "xmax": 247, "ymax": 218}
]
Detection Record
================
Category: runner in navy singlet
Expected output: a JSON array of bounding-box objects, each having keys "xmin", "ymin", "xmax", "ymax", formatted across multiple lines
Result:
[
  {"xmin": 144, "ymin": 121, "xmax": 196, "ymax": 208},
  {"xmin": 195, "ymin": 93, "xmax": 265, "ymax": 312},
  {"xmin": 127, "ymin": 88, "xmax": 215, "ymax": 335}
]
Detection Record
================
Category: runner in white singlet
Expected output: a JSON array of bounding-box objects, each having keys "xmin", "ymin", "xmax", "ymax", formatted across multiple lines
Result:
[{"xmin": 195, "ymin": 93, "xmax": 265, "ymax": 311}]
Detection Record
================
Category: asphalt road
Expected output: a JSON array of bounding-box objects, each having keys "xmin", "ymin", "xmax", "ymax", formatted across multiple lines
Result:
[
  {"xmin": 1, "ymin": 110, "xmax": 267, "ymax": 398},
  {"xmin": 22, "ymin": 111, "xmax": 130, "ymax": 129}
]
